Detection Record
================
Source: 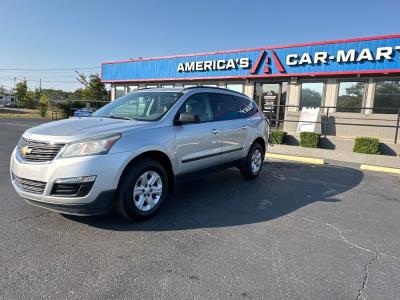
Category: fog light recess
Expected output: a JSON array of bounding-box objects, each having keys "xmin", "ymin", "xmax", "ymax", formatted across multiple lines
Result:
[{"xmin": 52, "ymin": 175, "xmax": 96, "ymax": 197}]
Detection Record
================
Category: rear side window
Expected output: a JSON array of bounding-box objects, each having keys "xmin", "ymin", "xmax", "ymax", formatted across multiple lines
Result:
[
  {"xmin": 235, "ymin": 96, "xmax": 258, "ymax": 118},
  {"xmin": 210, "ymin": 93, "xmax": 239, "ymax": 121}
]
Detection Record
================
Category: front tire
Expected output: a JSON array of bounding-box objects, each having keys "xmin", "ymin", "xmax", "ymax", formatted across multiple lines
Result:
[
  {"xmin": 240, "ymin": 143, "xmax": 264, "ymax": 179},
  {"xmin": 117, "ymin": 159, "xmax": 168, "ymax": 221}
]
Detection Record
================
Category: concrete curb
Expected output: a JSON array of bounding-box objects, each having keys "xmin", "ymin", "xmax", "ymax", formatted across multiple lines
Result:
[
  {"xmin": 267, "ymin": 144, "xmax": 400, "ymax": 169},
  {"xmin": 360, "ymin": 164, "xmax": 400, "ymax": 175},
  {"xmin": 265, "ymin": 152, "xmax": 400, "ymax": 176},
  {"xmin": 266, "ymin": 153, "xmax": 325, "ymax": 165}
]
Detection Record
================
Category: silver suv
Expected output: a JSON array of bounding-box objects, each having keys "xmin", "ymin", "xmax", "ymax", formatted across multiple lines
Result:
[{"xmin": 10, "ymin": 87, "xmax": 268, "ymax": 221}]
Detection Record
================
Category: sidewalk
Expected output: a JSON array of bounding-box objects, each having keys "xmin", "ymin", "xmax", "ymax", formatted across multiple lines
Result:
[{"xmin": 267, "ymin": 144, "xmax": 400, "ymax": 169}]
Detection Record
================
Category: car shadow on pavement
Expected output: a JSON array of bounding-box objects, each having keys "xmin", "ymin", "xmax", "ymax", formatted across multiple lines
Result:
[{"xmin": 64, "ymin": 161, "xmax": 363, "ymax": 231}]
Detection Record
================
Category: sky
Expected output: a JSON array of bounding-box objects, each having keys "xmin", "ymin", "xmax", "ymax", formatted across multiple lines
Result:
[{"xmin": 0, "ymin": 0, "xmax": 399, "ymax": 92}]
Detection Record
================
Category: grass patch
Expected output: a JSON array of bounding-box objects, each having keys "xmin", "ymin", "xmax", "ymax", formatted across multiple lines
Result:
[{"xmin": 0, "ymin": 110, "xmax": 55, "ymax": 119}]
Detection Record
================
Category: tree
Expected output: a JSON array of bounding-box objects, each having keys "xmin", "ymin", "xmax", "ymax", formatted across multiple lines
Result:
[
  {"xmin": 15, "ymin": 81, "xmax": 28, "ymax": 106},
  {"xmin": 75, "ymin": 72, "xmax": 109, "ymax": 101},
  {"xmin": 345, "ymin": 82, "xmax": 365, "ymax": 97},
  {"xmin": 38, "ymin": 94, "xmax": 49, "ymax": 118},
  {"xmin": 15, "ymin": 80, "xmax": 36, "ymax": 108},
  {"xmin": 43, "ymin": 88, "xmax": 73, "ymax": 101}
]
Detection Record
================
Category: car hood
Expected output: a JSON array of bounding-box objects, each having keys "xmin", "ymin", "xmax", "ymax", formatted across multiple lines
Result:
[{"xmin": 23, "ymin": 117, "xmax": 151, "ymax": 143}]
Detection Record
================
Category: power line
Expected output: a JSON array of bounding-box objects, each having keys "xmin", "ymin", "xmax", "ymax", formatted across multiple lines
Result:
[
  {"xmin": 0, "ymin": 67, "xmax": 100, "ymax": 71},
  {"xmin": 0, "ymin": 78, "xmax": 78, "ymax": 83},
  {"xmin": 0, "ymin": 76, "xmax": 78, "ymax": 80}
]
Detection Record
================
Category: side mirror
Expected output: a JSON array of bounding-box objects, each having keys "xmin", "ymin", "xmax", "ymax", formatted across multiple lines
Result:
[{"xmin": 174, "ymin": 112, "xmax": 198, "ymax": 125}]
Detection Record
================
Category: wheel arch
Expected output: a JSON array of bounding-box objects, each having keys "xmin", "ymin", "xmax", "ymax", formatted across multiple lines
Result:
[
  {"xmin": 118, "ymin": 150, "xmax": 175, "ymax": 193},
  {"xmin": 252, "ymin": 136, "xmax": 266, "ymax": 154}
]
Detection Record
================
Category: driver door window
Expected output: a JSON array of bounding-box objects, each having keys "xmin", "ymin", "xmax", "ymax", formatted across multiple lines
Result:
[{"xmin": 178, "ymin": 93, "xmax": 214, "ymax": 122}]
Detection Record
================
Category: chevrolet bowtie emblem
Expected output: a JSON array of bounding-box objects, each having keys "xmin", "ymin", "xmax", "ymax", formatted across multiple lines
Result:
[{"xmin": 21, "ymin": 146, "xmax": 32, "ymax": 156}]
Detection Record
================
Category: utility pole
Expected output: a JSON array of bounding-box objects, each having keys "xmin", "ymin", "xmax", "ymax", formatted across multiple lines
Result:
[
  {"xmin": 13, "ymin": 77, "xmax": 16, "ymax": 94},
  {"xmin": 39, "ymin": 78, "xmax": 42, "ymax": 91}
]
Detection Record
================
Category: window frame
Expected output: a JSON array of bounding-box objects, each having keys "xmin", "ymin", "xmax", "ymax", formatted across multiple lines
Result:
[
  {"xmin": 145, "ymin": 84, "xmax": 159, "ymax": 89},
  {"xmin": 200, "ymin": 83, "xmax": 218, "ymax": 87},
  {"xmin": 226, "ymin": 82, "xmax": 244, "ymax": 93},
  {"xmin": 183, "ymin": 83, "xmax": 198, "ymax": 88},
  {"xmin": 372, "ymin": 79, "xmax": 400, "ymax": 114},
  {"xmin": 128, "ymin": 85, "xmax": 139, "ymax": 93},
  {"xmin": 115, "ymin": 85, "xmax": 127, "ymax": 99},
  {"xmin": 299, "ymin": 81, "xmax": 326, "ymax": 109},
  {"xmin": 335, "ymin": 80, "xmax": 367, "ymax": 113}
]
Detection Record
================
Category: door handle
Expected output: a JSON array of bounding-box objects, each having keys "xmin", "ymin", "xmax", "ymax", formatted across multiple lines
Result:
[
  {"xmin": 241, "ymin": 125, "xmax": 249, "ymax": 130},
  {"xmin": 211, "ymin": 129, "xmax": 220, "ymax": 134}
]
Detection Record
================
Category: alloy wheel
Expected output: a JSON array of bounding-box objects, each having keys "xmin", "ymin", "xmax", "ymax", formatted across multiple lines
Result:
[{"xmin": 133, "ymin": 171, "xmax": 163, "ymax": 212}]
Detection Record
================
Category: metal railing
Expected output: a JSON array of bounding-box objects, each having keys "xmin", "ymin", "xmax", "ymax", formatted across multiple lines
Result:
[{"xmin": 264, "ymin": 105, "xmax": 400, "ymax": 144}]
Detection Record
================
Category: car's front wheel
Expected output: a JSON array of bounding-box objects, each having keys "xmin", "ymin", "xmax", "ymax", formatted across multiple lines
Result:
[
  {"xmin": 117, "ymin": 158, "xmax": 168, "ymax": 221},
  {"xmin": 240, "ymin": 143, "xmax": 264, "ymax": 179}
]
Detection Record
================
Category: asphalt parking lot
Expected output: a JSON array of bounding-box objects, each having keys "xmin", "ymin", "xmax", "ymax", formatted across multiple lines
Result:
[{"xmin": 0, "ymin": 118, "xmax": 399, "ymax": 299}]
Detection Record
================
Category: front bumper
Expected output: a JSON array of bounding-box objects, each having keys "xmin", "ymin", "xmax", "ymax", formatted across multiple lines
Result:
[
  {"xmin": 24, "ymin": 189, "xmax": 116, "ymax": 216},
  {"xmin": 10, "ymin": 148, "xmax": 131, "ymax": 215}
]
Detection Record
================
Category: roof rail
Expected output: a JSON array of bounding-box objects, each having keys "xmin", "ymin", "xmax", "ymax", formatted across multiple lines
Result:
[{"xmin": 182, "ymin": 86, "xmax": 247, "ymax": 97}]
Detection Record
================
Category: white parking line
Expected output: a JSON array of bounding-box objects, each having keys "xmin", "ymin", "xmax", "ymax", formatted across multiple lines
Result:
[{"xmin": 0, "ymin": 122, "xmax": 33, "ymax": 127}]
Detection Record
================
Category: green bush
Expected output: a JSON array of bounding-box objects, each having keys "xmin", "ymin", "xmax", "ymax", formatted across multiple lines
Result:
[
  {"xmin": 353, "ymin": 137, "xmax": 380, "ymax": 155},
  {"xmin": 300, "ymin": 132, "xmax": 320, "ymax": 148},
  {"xmin": 269, "ymin": 130, "xmax": 287, "ymax": 144}
]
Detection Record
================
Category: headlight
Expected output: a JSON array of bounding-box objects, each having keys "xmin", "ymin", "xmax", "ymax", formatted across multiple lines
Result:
[{"xmin": 60, "ymin": 133, "xmax": 121, "ymax": 158}]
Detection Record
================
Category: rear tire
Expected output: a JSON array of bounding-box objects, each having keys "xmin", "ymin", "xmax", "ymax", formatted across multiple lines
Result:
[
  {"xmin": 240, "ymin": 143, "xmax": 264, "ymax": 179},
  {"xmin": 116, "ymin": 158, "xmax": 168, "ymax": 221}
]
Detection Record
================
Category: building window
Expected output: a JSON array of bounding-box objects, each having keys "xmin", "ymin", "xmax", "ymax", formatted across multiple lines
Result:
[
  {"xmin": 336, "ymin": 81, "xmax": 366, "ymax": 113},
  {"xmin": 202, "ymin": 84, "xmax": 218, "ymax": 87},
  {"xmin": 226, "ymin": 83, "xmax": 244, "ymax": 93},
  {"xmin": 115, "ymin": 86, "xmax": 126, "ymax": 99},
  {"xmin": 161, "ymin": 84, "xmax": 174, "ymax": 88},
  {"xmin": 146, "ymin": 84, "xmax": 158, "ymax": 88},
  {"xmin": 128, "ymin": 85, "xmax": 139, "ymax": 93},
  {"xmin": 373, "ymin": 80, "xmax": 400, "ymax": 114},
  {"xmin": 300, "ymin": 82, "xmax": 324, "ymax": 108},
  {"xmin": 183, "ymin": 84, "xmax": 197, "ymax": 88}
]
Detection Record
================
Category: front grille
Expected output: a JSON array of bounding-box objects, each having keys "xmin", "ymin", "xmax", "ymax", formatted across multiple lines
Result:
[
  {"xmin": 13, "ymin": 174, "xmax": 46, "ymax": 195},
  {"xmin": 18, "ymin": 138, "xmax": 65, "ymax": 162}
]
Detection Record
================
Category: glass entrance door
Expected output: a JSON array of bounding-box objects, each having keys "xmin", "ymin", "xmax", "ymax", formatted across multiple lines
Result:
[{"xmin": 255, "ymin": 82, "xmax": 288, "ymax": 128}]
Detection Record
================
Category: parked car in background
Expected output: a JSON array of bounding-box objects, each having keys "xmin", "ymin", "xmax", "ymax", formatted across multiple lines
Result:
[
  {"xmin": 0, "ymin": 95, "xmax": 16, "ymax": 106},
  {"xmin": 73, "ymin": 107, "xmax": 93, "ymax": 117},
  {"xmin": 10, "ymin": 87, "xmax": 269, "ymax": 221}
]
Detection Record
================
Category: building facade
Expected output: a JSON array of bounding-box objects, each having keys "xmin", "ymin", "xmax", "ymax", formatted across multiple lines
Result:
[{"xmin": 101, "ymin": 34, "xmax": 400, "ymax": 143}]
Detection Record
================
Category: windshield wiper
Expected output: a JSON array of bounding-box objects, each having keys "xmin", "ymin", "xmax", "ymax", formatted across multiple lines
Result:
[{"xmin": 106, "ymin": 115, "xmax": 133, "ymax": 120}]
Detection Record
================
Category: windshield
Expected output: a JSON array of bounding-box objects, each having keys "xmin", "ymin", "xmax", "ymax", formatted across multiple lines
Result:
[{"xmin": 93, "ymin": 91, "xmax": 183, "ymax": 121}]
